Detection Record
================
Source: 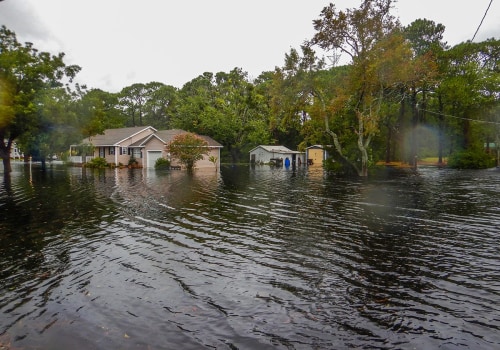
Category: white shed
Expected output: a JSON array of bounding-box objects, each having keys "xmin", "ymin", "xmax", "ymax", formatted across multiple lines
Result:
[{"xmin": 249, "ymin": 145, "xmax": 304, "ymax": 167}]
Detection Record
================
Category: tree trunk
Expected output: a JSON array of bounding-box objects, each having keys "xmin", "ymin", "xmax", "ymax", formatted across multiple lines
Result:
[
  {"xmin": 229, "ymin": 146, "xmax": 240, "ymax": 164},
  {"xmin": 462, "ymin": 116, "xmax": 471, "ymax": 150},
  {"xmin": 438, "ymin": 94, "xmax": 444, "ymax": 165},
  {"xmin": 397, "ymin": 90, "xmax": 406, "ymax": 163},
  {"xmin": 409, "ymin": 89, "xmax": 418, "ymax": 169},
  {"xmin": 385, "ymin": 123, "xmax": 392, "ymax": 163},
  {"xmin": 0, "ymin": 139, "xmax": 13, "ymax": 173},
  {"xmin": 357, "ymin": 129, "xmax": 373, "ymax": 177},
  {"xmin": 497, "ymin": 144, "xmax": 500, "ymax": 168},
  {"xmin": 324, "ymin": 113, "xmax": 360, "ymax": 176},
  {"xmin": 494, "ymin": 132, "xmax": 500, "ymax": 167},
  {"xmin": 2, "ymin": 156, "xmax": 12, "ymax": 173},
  {"xmin": 356, "ymin": 110, "xmax": 372, "ymax": 177},
  {"xmin": 359, "ymin": 145, "xmax": 369, "ymax": 177}
]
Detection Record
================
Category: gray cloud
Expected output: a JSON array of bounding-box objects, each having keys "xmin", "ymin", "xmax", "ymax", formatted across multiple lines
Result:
[{"xmin": 0, "ymin": 0, "xmax": 54, "ymax": 45}]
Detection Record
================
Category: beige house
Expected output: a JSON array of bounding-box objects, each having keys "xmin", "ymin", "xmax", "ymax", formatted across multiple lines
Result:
[{"xmin": 70, "ymin": 126, "xmax": 222, "ymax": 169}]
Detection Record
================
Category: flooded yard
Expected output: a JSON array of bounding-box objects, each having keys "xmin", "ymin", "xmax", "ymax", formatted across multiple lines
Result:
[{"xmin": 1, "ymin": 163, "xmax": 499, "ymax": 349}]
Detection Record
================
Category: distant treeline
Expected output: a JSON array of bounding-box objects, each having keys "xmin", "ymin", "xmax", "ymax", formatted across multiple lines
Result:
[{"xmin": 1, "ymin": 1, "xmax": 499, "ymax": 175}]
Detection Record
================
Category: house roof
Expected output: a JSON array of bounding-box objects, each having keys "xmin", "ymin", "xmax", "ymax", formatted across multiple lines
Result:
[
  {"xmin": 154, "ymin": 129, "xmax": 188, "ymax": 143},
  {"xmin": 249, "ymin": 145, "xmax": 298, "ymax": 154},
  {"xmin": 81, "ymin": 126, "xmax": 157, "ymax": 146},
  {"xmin": 197, "ymin": 134, "xmax": 223, "ymax": 148},
  {"xmin": 127, "ymin": 129, "xmax": 185, "ymax": 147},
  {"xmin": 77, "ymin": 126, "xmax": 223, "ymax": 148},
  {"xmin": 154, "ymin": 129, "xmax": 223, "ymax": 148},
  {"xmin": 128, "ymin": 134, "xmax": 163, "ymax": 147}
]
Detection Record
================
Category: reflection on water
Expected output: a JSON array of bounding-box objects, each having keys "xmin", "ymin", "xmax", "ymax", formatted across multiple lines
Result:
[{"xmin": 1, "ymin": 163, "xmax": 499, "ymax": 349}]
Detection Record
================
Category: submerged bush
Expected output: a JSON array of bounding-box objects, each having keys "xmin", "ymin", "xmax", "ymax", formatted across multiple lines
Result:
[
  {"xmin": 154, "ymin": 157, "xmax": 170, "ymax": 169},
  {"xmin": 128, "ymin": 156, "xmax": 138, "ymax": 166},
  {"xmin": 448, "ymin": 149, "xmax": 494, "ymax": 169},
  {"xmin": 323, "ymin": 157, "xmax": 360, "ymax": 176},
  {"xmin": 86, "ymin": 157, "xmax": 108, "ymax": 168}
]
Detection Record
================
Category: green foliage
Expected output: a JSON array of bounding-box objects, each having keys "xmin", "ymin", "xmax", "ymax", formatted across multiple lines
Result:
[
  {"xmin": 128, "ymin": 156, "xmax": 138, "ymax": 166},
  {"xmin": 208, "ymin": 155, "xmax": 217, "ymax": 164},
  {"xmin": 404, "ymin": 18, "xmax": 448, "ymax": 56},
  {"xmin": 323, "ymin": 155, "xmax": 359, "ymax": 176},
  {"xmin": 76, "ymin": 88, "xmax": 125, "ymax": 137},
  {"xmin": 448, "ymin": 149, "xmax": 495, "ymax": 169},
  {"xmin": 86, "ymin": 157, "xmax": 108, "ymax": 168},
  {"xmin": 323, "ymin": 158, "xmax": 340, "ymax": 172},
  {"xmin": 71, "ymin": 143, "xmax": 94, "ymax": 157},
  {"xmin": 0, "ymin": 25, "xmax": 81, "ymax": 172},
  {"xmin": 172, "ymin": 68, "xmax": 272, "ymax": 162},
  {"xmin": 1, "ymin": 18, "xmax": 498, "ymax": 178},
  {"xmin": 119, "ymin": 82, "xmax": 178, "ymax": 128},
  {"xmin": 154, "ymin": 157, "xmax": 171, "ymax": 169},
  {"xmin": 167, "ymin": 133, "xmax": 209, "ymax": 171},
  {"xmin": 307, "ymin": 0, "xmax": 405, "ymax": 176}
]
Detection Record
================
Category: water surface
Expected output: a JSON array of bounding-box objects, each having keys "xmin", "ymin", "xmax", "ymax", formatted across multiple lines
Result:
[{"xmin": 1, "ymin": 163, "xmax": 499, "ymax": 349}]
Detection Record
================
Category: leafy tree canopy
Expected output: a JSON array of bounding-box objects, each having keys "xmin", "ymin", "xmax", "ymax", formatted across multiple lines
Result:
[
  {"xmin": 167, "ymin": 132, "xmax": 209, "ymax": 171},
  {"xmin": 0, "ymin": 25, "xmax": 80, "ymax": 172}
]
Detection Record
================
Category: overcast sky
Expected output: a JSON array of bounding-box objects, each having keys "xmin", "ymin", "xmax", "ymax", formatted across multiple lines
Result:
[{"xmin": 1, "ymin": 0, "xmax": 498, "ymax": 92}]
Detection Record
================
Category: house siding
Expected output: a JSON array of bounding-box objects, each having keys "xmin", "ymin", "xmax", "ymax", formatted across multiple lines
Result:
[
  {"xmin": 92, "ymin": 128, "xmax": 156, "ymax": 165},
  {"xmin": 113, "ymin": 148, "xmax": 134, "ymax": 166},
  {"xmin": 195, "ymin": 148, "xmax": 221, "ymax": 169},
  {"xmin": 75, "ymin": 127, "xmax": 222, "ymax": 170},
  {"xmin": 143, "ymin": 138, "xmax": 165, "ymax": 168}
]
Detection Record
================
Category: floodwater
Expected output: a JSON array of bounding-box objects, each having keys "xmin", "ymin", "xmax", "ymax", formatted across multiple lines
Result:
[{"xmin": 0, "ymin": 162, "xmax": 499, "ymax": 349}]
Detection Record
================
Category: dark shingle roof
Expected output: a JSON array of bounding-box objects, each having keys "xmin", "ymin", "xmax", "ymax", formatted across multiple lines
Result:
[
  {"xmin": 154, "ymin": 129, "xmax": 187, "ymax": 143},
  {"xmin": 78, "ymin": 126, "xmax": 222, "ymax": 148},
  {"xmin": 155, "ymin": 129, "xmax": 223, "ymax": 148},
  {"xmin": 81, "ymin": 126, "xmax": 156, "ymax": 146}
]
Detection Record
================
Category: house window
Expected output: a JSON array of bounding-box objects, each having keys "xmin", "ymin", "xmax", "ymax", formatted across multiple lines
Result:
[
  {"xmin": 99, "ymin": 147, "xmax": 105, "ymax": 157},
  {"xmin": 133, "ymin": 148, "xmax": 142, "ymax": 159},
  {"xmin": 109, "ymin": 147, "xmax": 115, "ymax": 155},
  {"xmin": 121, "ymin": 147, "xmax": 127, "ymax": 155}
]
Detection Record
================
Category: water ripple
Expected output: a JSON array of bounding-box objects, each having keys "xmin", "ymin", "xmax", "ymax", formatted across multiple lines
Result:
[{"xmin": 1, "ymin": 164, "xmax": 499, "ymax": 349}]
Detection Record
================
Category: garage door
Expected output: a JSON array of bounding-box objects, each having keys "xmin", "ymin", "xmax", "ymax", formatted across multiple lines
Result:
[{"xmin": 147, "ymin": 151, "xmax": 163, "ymax": 168}]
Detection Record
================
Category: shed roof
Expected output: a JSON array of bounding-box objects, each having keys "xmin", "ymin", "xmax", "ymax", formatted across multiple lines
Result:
[
  {"xmin": 249, "ymin": 145, "xmax": 300, "ymax": 154},
  {"xmin": 306, "ymin": 145, "xmax": 324, "ymax": 150}
]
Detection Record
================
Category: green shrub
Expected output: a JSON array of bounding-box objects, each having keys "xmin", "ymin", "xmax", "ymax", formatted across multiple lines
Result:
[
  {"xmin": 323, "ymin": 157, "xmax": 359, "ymax": 176},
  {"xmin": 154, "ymin": 157, "xmax": 170, "ymax": 169},
  {"xmin": 128, "ymin": 156, "xmax": 138, "ymax": 166},
  {"xmin": 448, "ymin": 149, "xmax": 494, "ymax": 169},
  {"xmin": 86, "ymin": 157, "xmax": 108, "ymax": 168}
]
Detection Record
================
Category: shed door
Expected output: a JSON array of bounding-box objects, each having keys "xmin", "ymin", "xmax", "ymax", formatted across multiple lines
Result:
[{"xmin": 147, "ymin": 151, "xmax": 163, "ymax": 168}]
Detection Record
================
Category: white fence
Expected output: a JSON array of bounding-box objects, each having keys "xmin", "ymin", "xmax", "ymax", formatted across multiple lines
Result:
[{"xmin": 69, "ymin": 156, "xmax": 94, "ymax": 163}]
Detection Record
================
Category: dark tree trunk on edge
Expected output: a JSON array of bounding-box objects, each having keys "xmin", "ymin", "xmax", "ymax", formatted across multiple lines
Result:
[
  {"xmin": 2, "ymin": 156, "xmax": 12, "ymax": 173},
  {"xmin": 409, "ymin": 90, "xmax": 418, "ymax": 168},
  {"xmin": 438, "ymin": 94, "xmax": 445, "ymax": 165}
]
